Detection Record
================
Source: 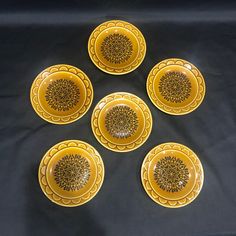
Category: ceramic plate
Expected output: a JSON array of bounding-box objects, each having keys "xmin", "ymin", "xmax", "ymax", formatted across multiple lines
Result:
[
  {"xmin": 141, "ymin": 142, "xmax": 204, "ymax": 208},
  {"xmin": 147, "ymin": 58, "xmax": 206, "ymax": 115},
  {"xmin": 30, "ymin": 64, "xmax": 93, "ymax": 124},
  {"xmin": 88, "ymin": 20, "xmax": 146, "ymax": 75},
  {"xmin": 38, "ymin": 140, "xmax": 104, "ymax": 207},
  {"xmin": 91, "ymin": 92, "xmax": 152, "ymax": 152}
]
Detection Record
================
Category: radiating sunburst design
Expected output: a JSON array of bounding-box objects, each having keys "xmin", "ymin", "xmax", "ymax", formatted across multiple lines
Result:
[
  {"xmin": 54, "ymin": 154, "xmax": 90, "ymax": 191},
  {"xmin": 105, "ymin": 105, "xmax": 138, "ymax": 139},
  {"xmin": 159, "ymin": 71, "xmax": 192, "ymax": 103},
  {"xmin": 45, "ymin": 79, "xmax": 80, "ymax": 111},
  {"xmin": 101, "ymin": 33, "xmax": 133, "ymax": 64},
  {"xmin": 154, "ymin": 156, "xmax": 189, "ymax": 192}
]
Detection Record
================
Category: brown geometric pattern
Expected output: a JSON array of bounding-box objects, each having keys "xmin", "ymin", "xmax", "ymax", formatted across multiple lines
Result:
[
  {"xmin": 105, "ymin": 105, "xmax": 138, "ymax": 139},
  {"xmin": 91, "ymin": 92, "xmax": 152, "ymax": 152},
  {"xmin": 54, "ymin": 154, "xmax": 90, "ymax": 191},
  {"xmin": 141, "ymin": 142, "xmax": 204, "ymax": 208},
  {"xmin": 159, "ymin": 71, "xmax": 191, "ymax": 103},
  {"xmin": 38, "ymin": 140, "xmax": 104, "ymax": 207},
  {"xmin": 88, "ymin": 20, "xmax": 146, "ymax": 75},
  {"xmin": 45, "ymin": 79, "xmax": 80, "ymax": 111},
  {"xmin": 146, "ymin": 58, "xmax": 206, "ymax": 115},
  {"xmin": 154, "ymin": 156, "xmax": 189, "ymax": 192},
  {"xmin": 101, "ymin": 33, "xmax": 133, "ymax": 64},
  {"xmin": 30, "ymin": 64, "xmax": 93, "ymax": 124}
]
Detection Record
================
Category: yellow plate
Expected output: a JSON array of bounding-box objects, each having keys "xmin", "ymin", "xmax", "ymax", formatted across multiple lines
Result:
[
  {"xmin": 91, "ymin": 92, "xmax": 152, "ymax": 152},
  {"xmin": 30, "ymin": 64, "xmax": 93, "ymax": 124},
  {"xmin": 38, "ymin": 140, "xmax": 105, "ymax": 207},
  {"xmin": 88, "ymin": 20, "xmax": 146, "ymax": 75},
  {"xmin": 147, "ymin": 58, "xmax": 206, "ymax": 115},
  {"xmin": 141, "ymin": 142, "xmax": 204, "ymax": 208}
]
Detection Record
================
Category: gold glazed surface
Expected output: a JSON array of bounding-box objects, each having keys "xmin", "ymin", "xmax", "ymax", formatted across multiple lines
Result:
[
  {"xmin": 91, "ymin": 92, "xmax": 152, "ymax": 152},
  {"xmin": 88, "ymin": 20, "xmax": 146, "ymax": 75},
  {"xmin": 30, "ymin": 64, "xmax": 93, "ymax": 124},
  {"xmin": 141, "ymin": 142, "xmax": 204, "ymax": 208},
  {"xmin": 147, "ymin": 58, "xmax": 206, "ymax": 115},
  {"xmin": 38, "ymin": 140, "xmax": 104, "ymax": 207}
]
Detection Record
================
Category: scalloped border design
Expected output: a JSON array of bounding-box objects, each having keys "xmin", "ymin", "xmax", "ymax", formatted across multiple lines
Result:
[
  {"xmin": 38, "ymin": 140, "xmax": 105, "ymax": 207},
  {"xmin": 88, "ymin": 20, "xmax": 146, "ymax": 75},
  {"xmin": 147, "ymin": 58, "xmax": 206, "ymax": 115},
  {"xmin": 30, "ymin": 64, "xmax": 93, "ymax": 124},
  {"xmin": 91, "ymin": 92, "xmax": 153, "ymax": 152},
  {"xmin": 141, "ymin": 142, "xmax": 204, "ymax": 208}
]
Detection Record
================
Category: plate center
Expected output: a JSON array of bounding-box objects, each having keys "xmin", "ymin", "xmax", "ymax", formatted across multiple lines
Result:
[
  {"xmin": 101, "ymin": 33, "xmax": 133, "ymax": 64},
  {"xmin": 38, "ymin": 71, "xmax": 88, "ymax": 117},
  {"xmin": 154, "ymin": 156, "xmax": 189, "ymax": 193},
  {"xmin": 159, "ymin": 71, "xmax": 192, "ymax": 104},
  {"xmin": 45, "ymin": 78, "xmax": 80, "ymax": 112},
  {"xmin": 53, "ymin": 154, "xmax": 91, "ymax": 191},
  {"xmin": 105, "ymin": 105, "xmax": 139, "ymax": 139}
]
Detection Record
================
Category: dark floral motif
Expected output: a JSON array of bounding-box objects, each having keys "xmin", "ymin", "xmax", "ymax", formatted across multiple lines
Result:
[
  {"xmin": 159, "ymin": 71, "xmax": 192, "ymax": 103},
  {"xmin": 45, "ymin": 79, "xmax": 80, "ymax": 111},
  {"xmin": 54, "ymin": 154, "xmax": 90, "ymax": 191},
  {"xmin": 101, "ymin": 33, "xmax": 133, "ymax": 64},
  {"xmin": 154, "ymin": 156, "xmax": 189, "ymax": 192},
  {"xmin": 105, "ymin": 105, "xmax": 138, "ymax": 139}
]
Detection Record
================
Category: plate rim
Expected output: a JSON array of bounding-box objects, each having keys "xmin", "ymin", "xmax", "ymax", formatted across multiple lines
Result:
[
  {"xmin": 141, "ymin": 142, "xmax": 204, "ymax": 208},
  {"xmin": 88, "ymin": 19, "xmax": 146, "ymax": 75},
  {"xmin": 146, "ymin": 58, "xmax": 206, "ymax": 115},
  {"xmin": 38, "ymin": 139, "xmax": 105, "ymax": 207},
  {"xmin": 91, "ymin": 92, "xmax": 153, "ymax": 152},
  {"xmin": 30, "ymin": 64, "xmax": 94, "ymax": 124}
]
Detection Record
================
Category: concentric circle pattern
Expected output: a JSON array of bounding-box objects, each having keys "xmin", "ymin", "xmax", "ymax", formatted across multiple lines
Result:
[
  {"xmin": 141, "ymin": 142, "xmax": 204, "ymax": 208},
  {"xmin": 88, "ymin": 20, "xmax": 146, "ymax": 75},
  {"xmin": 147, "ymin": 58, "xmax": 206, "ymax": 115},
  {"xmin": 38, "ymin": 140, "xmax": 105, "ymax": 207},
  {"xmin": 91, "ymin": 92, "xmax": 152, "ymax": 152},
  {"xmin": 30, "ymin": 64, "xmax": 93, "ymax": 124}
]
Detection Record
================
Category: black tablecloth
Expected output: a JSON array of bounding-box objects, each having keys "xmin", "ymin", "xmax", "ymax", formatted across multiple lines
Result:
[{"xmin": 1, "ymin": 1, "xmax": 236, "ymax": 235}]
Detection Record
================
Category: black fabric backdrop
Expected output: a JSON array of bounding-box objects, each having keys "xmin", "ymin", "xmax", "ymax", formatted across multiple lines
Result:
[{"xmin": 0, "ymin": 1, "xmax": 236, "ymax": 235}]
